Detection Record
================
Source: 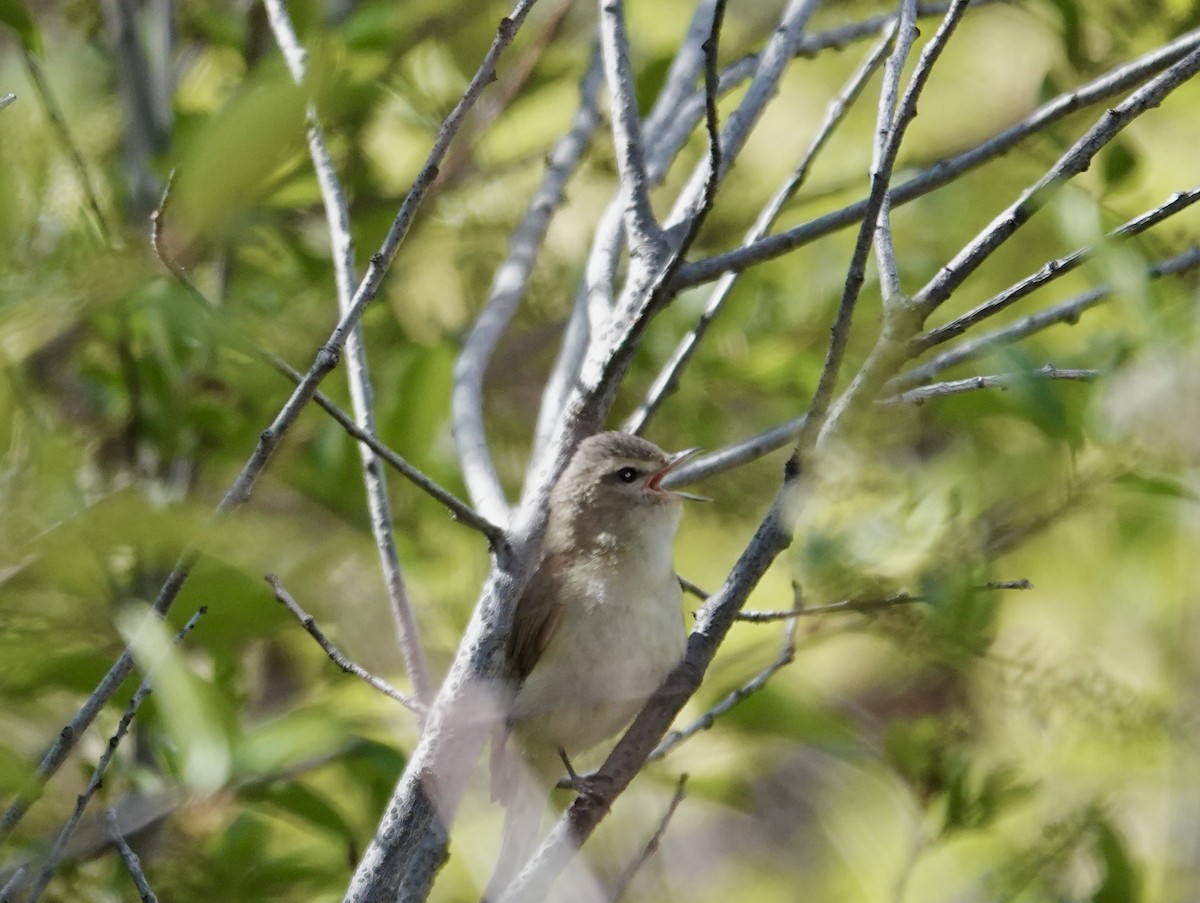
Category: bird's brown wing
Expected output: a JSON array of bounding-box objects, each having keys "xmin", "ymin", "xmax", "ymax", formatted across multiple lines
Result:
[
  {"xmin": 491, "ymin": 558, "xmax": 565, "ymax": 802},
  {"xmin": 507, "ymin": 556, "xmax": 565, "ymax": 684}
]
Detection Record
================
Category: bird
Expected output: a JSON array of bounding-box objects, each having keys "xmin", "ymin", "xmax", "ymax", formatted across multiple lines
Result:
[{"xmin": 484, "ymin": 431, "xmax": 705, "ymax": 901}]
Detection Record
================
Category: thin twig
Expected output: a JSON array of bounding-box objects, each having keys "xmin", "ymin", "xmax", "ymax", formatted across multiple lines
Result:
[
  {"xmin": 598, "ymin": 0, "xmax": 663, "ymax": 252},
  {"xmin": 608, "ymin": 773, "xmax": 689, "ymax": 902},
  {"xmin": 915, "ymin": 186, "xmax": 1200, "ymax": 352},
  {"xmin": 435, "ymin": 0, "xmax": 574, "ymax": 189},
  {"xmin": 0, "ymin": 3, "xmax": 533, "ymax": 844},
  {"xmin": 735, "ymin": 579, "xmax": 1033, "ymax": 623},
  {"xmin": 25, "ymin": 608, "xmax": 206, "ymax": 903},
  {"xmin": 881, "ymin": 366, "xmax": 1100, "ymax": 405},
  {"xmin": 660, "ymin": 0, "xmax": 819, "ymax": 232},
  {"xmin": 871, "ymin": 0, "xmax": 920, "ymax": 307},
  {"xmin": 672, "ymin": 28, "xmax": 1200, "ymax": 290},
  {"xmin": 650, "ymin": 618, "xmax": 798, "ymax": 763},
  {"xmin": 678, "ymin": 575, "xmax": 710, "ymax": 602},
  {"xmin": 533, "ymin": 0, "xmax": 724, "ymax": 460},
  {"xmin": 265, "ymin": 575, "xmax": 424, "ymax": 714},
  {"xmin": 897, "ymin": 246, "xmax": 1200, "ymax": 387},
  {"xmin": 19, "ymin": 48, "xmax": 112, "ymax": 241},
  {"xmin": 105, "ymin": 809, "xmax": 159, "ymax": 903},
  {"xmin": 796, "ymin": 0, "xmax": 947, "ymax": 452},
  {"xmin": 263, "ymin": 0, "xmax": 433, "ymax": 705},
  {"xmin": 625, "ymin": 20, "xmax": 899, "ymax": 434},
  {"xmin": 815, "ymin": 0, "xmax": 974, "ymax": 446},
  {"xmin": 654, "ymin": 578, "xmax": 1032, "ymax": 762},
  {"xmin": 454, "ymin": 52, "xmax": 604, "ymax": 525},
  {"xmin": 151, "ymin": 177, "xmax": 507, "ymax": 548},
  {"xmin": 0, "ymin": 93, "xmax": 15, "ymax": 112},
  {"xmin": 0, "ymin": 867, "xmax": 27, "ymax": 902},
  {"xmin": 912, "ymin": 45, "xmax": 1200, "ymax": 315}
]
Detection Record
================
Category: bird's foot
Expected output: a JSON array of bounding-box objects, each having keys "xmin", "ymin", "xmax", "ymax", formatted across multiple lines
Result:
[{"xmin": 557, "ymin": 747, "xmax": 613, "ymax": 802}]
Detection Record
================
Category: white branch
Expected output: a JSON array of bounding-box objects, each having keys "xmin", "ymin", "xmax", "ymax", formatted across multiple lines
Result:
[{"xmin": 263, "ymin": 0, "xmax": 433, "ymax": 705}]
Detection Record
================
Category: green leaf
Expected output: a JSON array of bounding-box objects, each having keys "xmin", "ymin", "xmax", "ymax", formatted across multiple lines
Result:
[
  {"xmin": 118, "ymin": 608, "xmax": 232, "ymax": 793},
  {"xmin": 1115, "ymin": 470, "xmax": 1200, "ymax": 502},
  {"xmin": 1093, "ymin": 819, "xmax": 1140, "ymax": 903},
  {"xmin": 242, "ymin": 780, "xmax": 358, "ymax": 844},
  {"xmin": 0, "ymin": 0, "xmax": 41, "ymax": 54},
  {"xmin": 1101, "ymin": 139, "xmax": 1140, "ymax": 191}
]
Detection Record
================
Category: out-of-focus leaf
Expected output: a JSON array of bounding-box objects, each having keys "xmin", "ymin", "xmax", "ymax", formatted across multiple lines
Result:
[
  {"xmin": 242, "ymin": 780, "xmax": 357, "ymax": 845},
  {"xmin": 1101, "ymin": 138, "xmax": 1140, "ymax": 190},
  {"xmin": 118, "ymin": 607, "xmax": 231, "ymax": 793},
  {"xmin": 170, "ymin": 70, "xmax": 306, "ymax": 245},
  {"xmin": 1115, "ymin": 470, "xmax": 1199, "ymax": 502},
  {"xmin": 0, "ymin": 0, "xmax": 41, "ymax": 54},
  {"xmin": 1093, "ymin": 818, "xmax": 1141, "ymax": 903},
  {"xmin": 339, "ymin": 737, "xmax": 406, "ymax": 811},
  {"xmin": 1047, "ymin": 0, "xmax": 1086, "ymax": 68}
]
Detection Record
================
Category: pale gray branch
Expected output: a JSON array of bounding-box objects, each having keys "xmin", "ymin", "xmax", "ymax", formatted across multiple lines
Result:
[
  {"xmin": 266, "ymin": 575, "xmax": 424, "ymax": 713},
  {"xmin": 456, "ymin": 52, "xmax": 604, "ymax": 524},
  {"xmin": 897, "ymin": 246, "xmax": 1200, "ymax": 386},
  {"xmin": 650, "ymin": 619, "xmax": 797, "ymax": 763},
  {"xmin": 25, "ymin": 608, "xmax": 205, "ymax": 903},
  {"xmin": 911, "ymin": 45, "xmax": 1200, "ymax": 314},
  {"xmin": 661, "ymin": 0, "xmax": 820, "ymax": 233},
  {"xmin": 0, "ymin": 2, "xmax": 532, "ymax": 846},
  {"xmin": 871, "ymin": 0, "xmax": 919, "ymax": 306},
  {"xmin": 915, "ymin": 186, "xmax": 1200, "ymax": 353},
  {"xmin": 599, "ymin": 0, "xmax": 663, "ymax": 252},
  {"xmin": 264, "ymin": 0, "xmax": 433, "ymax": 707},
  {"xmin": 881, "ymin": 366, "xmax": 1100, "ymax": 405},
  {"xmin": 105, "ymin": 809, "xmax": 159, "ymax": 903},
  {"xmin": 673, "ymin": 27, "xmax": 1200, "ymax": 289},
  {"xmin": 625, "ymin": 21, "xmax": 898, "ymax": 435},
  {"xmin": 800, "ymin": 0, "xmax": 967, "ymax": 450}
]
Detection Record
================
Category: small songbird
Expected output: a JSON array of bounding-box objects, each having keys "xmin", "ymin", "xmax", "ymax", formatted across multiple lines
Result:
[{"xmin": 485, "ymin": 432, "xmax": 705, "ymax": 900}]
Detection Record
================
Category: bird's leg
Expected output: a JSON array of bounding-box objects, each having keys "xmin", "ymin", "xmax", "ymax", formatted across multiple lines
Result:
[{"xmin": 557, "ymin": 746, "xmax": 614, "ymax": 802}]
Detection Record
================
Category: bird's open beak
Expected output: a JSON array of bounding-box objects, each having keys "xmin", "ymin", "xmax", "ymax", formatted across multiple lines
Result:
[{"xmin": 648, "ymin": 447, "xmax": 711, "ymax": 501}]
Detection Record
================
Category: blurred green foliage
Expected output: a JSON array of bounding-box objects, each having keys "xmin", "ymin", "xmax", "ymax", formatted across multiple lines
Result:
[{"xmin": 1, "ymin": 1, "xmax": 1199, "ymax": 901}]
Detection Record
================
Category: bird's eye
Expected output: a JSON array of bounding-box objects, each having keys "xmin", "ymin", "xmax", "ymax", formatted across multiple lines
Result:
[{"xmin": 615, "ymin": 467, "xmax": 639, "ymax": 483}]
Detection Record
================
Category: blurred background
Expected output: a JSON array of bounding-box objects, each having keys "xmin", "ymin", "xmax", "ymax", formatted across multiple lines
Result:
[{"xmin": 1, "ymin": 0, "xmax": 1199, "ymax": 900}]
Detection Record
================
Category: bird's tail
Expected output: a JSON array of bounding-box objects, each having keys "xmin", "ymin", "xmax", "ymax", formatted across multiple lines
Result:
[{"xmin": 482, "ymin": 768, "xmax": 547, "ymax": 903}]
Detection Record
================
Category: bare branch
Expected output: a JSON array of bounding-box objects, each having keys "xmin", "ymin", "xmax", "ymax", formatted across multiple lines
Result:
[
  {"xmin": 105, "ymin": 809, "xmax": 160, "ymax": 903},
  {"xmin": 660, "ymin": 0, "xmax": 819, "ymax": 233},
  {"xmin": 25, "ymin": 608, "xmax": 205, "ymax": 903},
  {"xmin": 654, "ymin": 578, "xmax": 1032, "ymax": 762},
  {"xmin": 455, "ymin": 52, "xmax": 604, "ymax": 524},
  {"xmin": 673, "ymin": 27, "xmax": 1200, "ymax": 289},
  {"xmin": 0, "ymin": 866, "xmax": 27, "ymax": 901},
  {"xmin": 651, "ymin": 618, "xmax": 797, "ymax": 763},
  {"xmin": 871, "ymin": 0, "xmax": 919, "ymax": 306},
  {"xmin": 534, "ymin": 0, "xmax": 724, "ymax": 459},
  {"xmin": 912, "ymin": 45, "xmax": 1200, "ymax": 315},
  {"xmin": 599, "ymin": 0, "xmax": 663, "ymax": 252},
  {"xmin": 916, "ymin": 186, "xmax": 1200, "ymax": 352},
  {"xmin": 797, "ymin": 0, "xmax": 962, "ymax": 450},
  {"xmin": 882, "ymin": 366, "xmax": 1100, "ymax": 405},
  {"xmin": 264, "ymin": 0, "xmax": 433, "ymax": 707},
  {"xmin": 19, "ymin": 48, "xmax": 112, "ymax": 241},
  {"xmin": 608, "ymin": 773, "xmax": 689, "ymax": 903},
  {"xmin": 151, "ymin": 176, "xmax": 507, "ymax": 549},
  {"xmin": 0, "ymin": 93, "xmax": 15, "ymax": 112},
  {"xmin": 265, "ymin": 576, "xmax": 424, "ymax": 714},
  {"xmin": 897, "ymin": 245, "xmax": 1200, "ymax": 387},
  {"xmin": 625, "ymin": 21, "xmax": 899, "ymax": 434},
  {"xmin": 0, "ymin": 3, "xmax": 534, "ymax": 845},
  {"xmin": 664, "ymin": 414, "xmax": 808, "ymax": 488}
]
